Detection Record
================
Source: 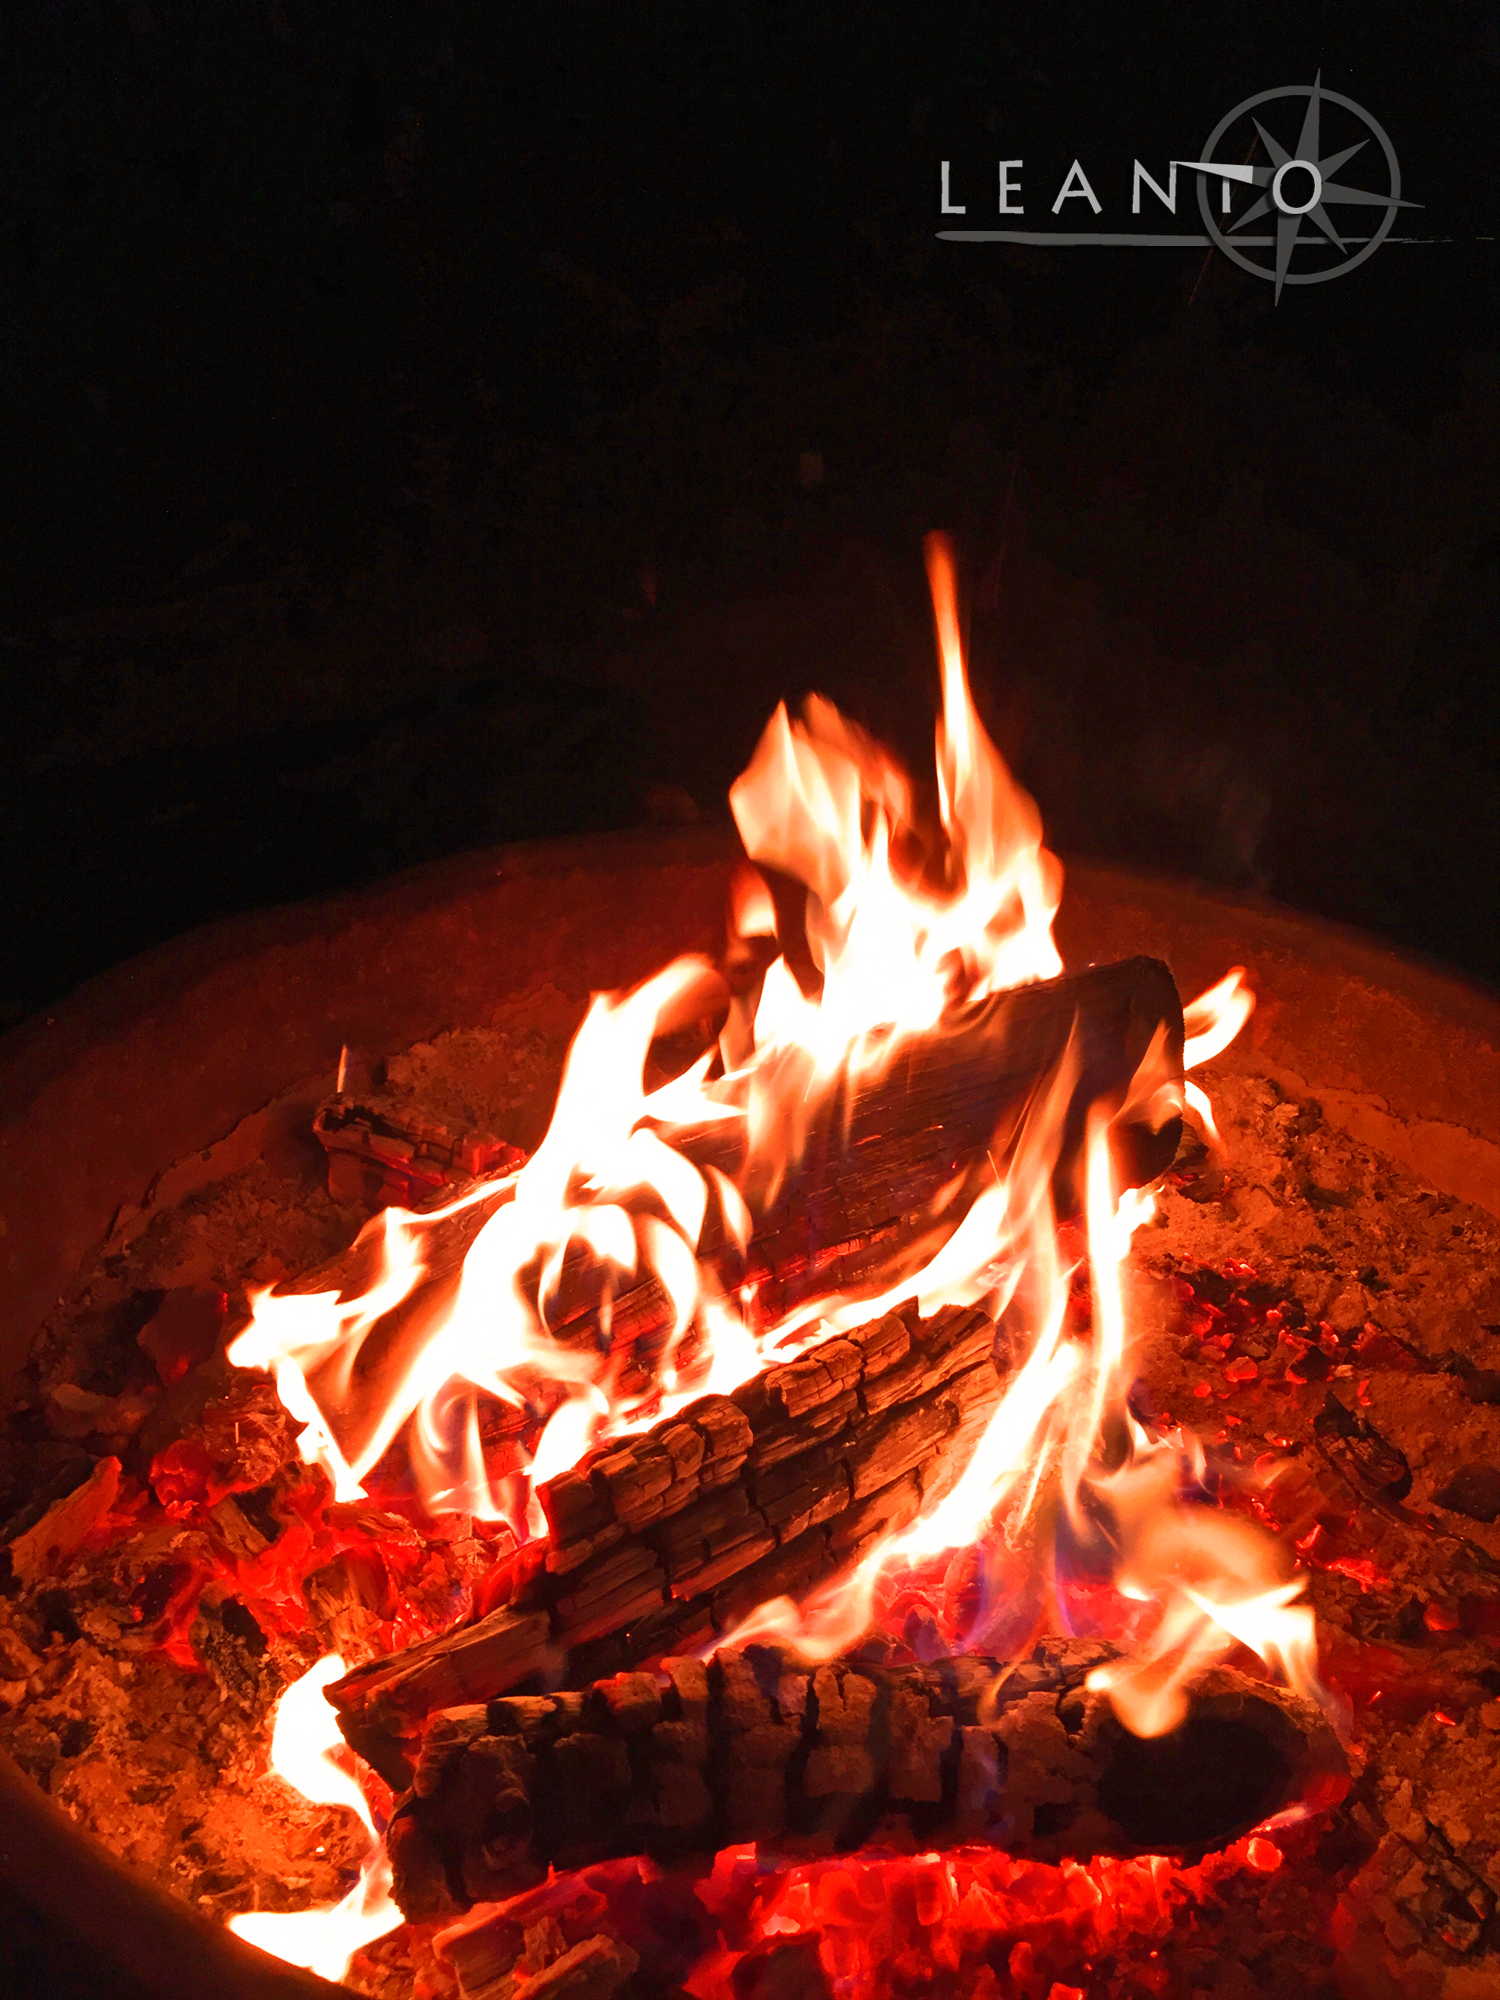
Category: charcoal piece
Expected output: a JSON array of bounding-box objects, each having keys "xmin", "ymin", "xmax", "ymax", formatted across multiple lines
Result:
[
  {"xmin": 1433, "ymin": 1462, "xmax": 1500, "ymax": 1524},
  {"xmin": 191, "ymin": 1599, "xmax": 274, "ymax": 1706},
  {"xmin": 6, "ymin": 1456, "xmax": 121, "ymax": 1585},
  {"xmin": 1439, "ymin": 1354, "xmax": 1500, "ymax": 1406},
  {"xmin": 137, "ymin": 1286, "xmax": 226, "ymax": 1385},
  {"xmin": 0, "ymin": 1453, "xmax": 94, "ymax": 1545},
  {"xmin": 1313, "ymin": 1390, "xmax": 1412, "ymax": 1501},
  {"xmin": 748, "ymin": 1456, "xmax": 850, "ymax": 1542}
]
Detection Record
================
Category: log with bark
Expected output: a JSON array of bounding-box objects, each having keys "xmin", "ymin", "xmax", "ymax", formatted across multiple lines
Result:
[
  {"xmin": 329, "ymin": 1300, "xmax": 1008, "ymax": 1785},
  {"xmin": 284, "ymin": 955, "xmax": 1182, "ymax": 1466},
  {"xmin": 384, "ymin": 1638, "xmax": 1347, "ymax": 1920}
]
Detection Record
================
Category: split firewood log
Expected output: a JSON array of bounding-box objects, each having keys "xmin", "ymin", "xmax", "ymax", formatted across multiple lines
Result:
[
  {"xmin": 328, "ymin": 1302, "xmax": 1007, "ymax": 1785},
  {"xmin": 384, "ymin": 1638, "xmax": 1347, "ymax": 1920}
]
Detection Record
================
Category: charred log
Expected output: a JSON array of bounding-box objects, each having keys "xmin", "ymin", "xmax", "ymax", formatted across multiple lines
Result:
[
  {"xmin": 385, "ymin": 1639, "xmax": 1346, "ymax": 1920},
  {"xmin": 328, "ymin": 1303, "xmax": 1006, "ymax": 1784}
]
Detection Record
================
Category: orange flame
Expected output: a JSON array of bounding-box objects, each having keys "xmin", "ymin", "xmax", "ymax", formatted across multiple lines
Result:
[
  {"xmin": 229, "ymin": 1654, "xmax": 400, "ymax": 1982},
  {"xmin": 1183, "ymin": 967, "xmax": 1255, "ymax": 1069},
  {"xmin": 721, "ymin": 1089, "xmax": 1328, "ymax": 1740},
  {"xmin": 1072, "ymin": 1107, "xmax": 1322, "ymax": 1737}
]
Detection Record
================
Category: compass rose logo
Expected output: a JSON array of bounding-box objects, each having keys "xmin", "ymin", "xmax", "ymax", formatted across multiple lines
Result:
[{"xmin": 1175, "ymin": 74, "xmax": 1419, "ymax": 300}]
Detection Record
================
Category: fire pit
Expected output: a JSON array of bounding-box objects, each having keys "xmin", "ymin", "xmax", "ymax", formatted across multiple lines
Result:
[{"xmin": 2, "ymin": 542, "xmax": 1497, "ymax": 2000}]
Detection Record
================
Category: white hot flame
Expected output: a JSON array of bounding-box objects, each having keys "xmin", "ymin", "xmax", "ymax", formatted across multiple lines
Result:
[{"xmin": 229, "ymin": 1654, "xmax": 400, "ymax": 1983}]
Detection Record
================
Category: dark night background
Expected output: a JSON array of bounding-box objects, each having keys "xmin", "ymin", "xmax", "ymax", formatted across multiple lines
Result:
[{"xmin": 1, "ymin": 2, "xmax": 1497, "ymax": 1038}]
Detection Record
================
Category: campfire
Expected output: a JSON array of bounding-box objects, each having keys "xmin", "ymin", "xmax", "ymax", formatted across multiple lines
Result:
[{"xmin": 3, "ymin": 535, "xmax": 1498, "ymax": 2000}]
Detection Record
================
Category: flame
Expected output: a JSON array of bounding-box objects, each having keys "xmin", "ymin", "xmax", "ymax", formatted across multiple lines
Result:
[
  {"xmin": 1172, "ymin": 971, "xmax": 1254, "ymax": 1151},
  {"xmin": 229, "ymin": 1654, "xmax": 400, "ymax": 1982},
  {"xmin": 1183, "ymin": 967, "xmax": 1255, "ymax": 1069},
  {"xmin": 1071, "ymin": 1140, "xmax": 1322, "ymax": 1737},
  {"xmin": 1183, "ymin": 1076, "xmax": 1224, "ymax": 1149},
  {"xmin": 720, "ymin": 1087, "xmax": 1326, "ymax": 1739},
  {"xmin": 726, "ymin": 537, "xmax": 1061, "ymax": 1086},
  {"xmin": 264, "ymin": 1651, "xmax": 376, "ymax": 1836},
  {"xmin": 230, "ymin": 532, "xmax": 1323, "ymax": 1755},
  {"xmin": 232, "ymin": 1849, "xmax": 399, "ymax": 1987}
]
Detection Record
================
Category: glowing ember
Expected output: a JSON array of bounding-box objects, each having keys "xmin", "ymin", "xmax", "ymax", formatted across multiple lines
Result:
[{"xmin": 434, "ymin": 1830, "xmax": 1319, "ymax": 2000}]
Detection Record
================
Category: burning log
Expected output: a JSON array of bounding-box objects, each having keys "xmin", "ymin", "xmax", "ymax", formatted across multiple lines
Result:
[
  {"xmin": 384, "ymin": 1638, "xmax": 1347, "ymax": 1920},
  {"xmin": 321, "ymin": 958, "xmax": 1183, "ymax": 1781},
  {"xmin": 328, "ymin": 1302, "xmax": 1007, "ymax": 1785},
  {"xmin": 279, "ymin": 954, "xmax": 1181, "ymax": 1474}
]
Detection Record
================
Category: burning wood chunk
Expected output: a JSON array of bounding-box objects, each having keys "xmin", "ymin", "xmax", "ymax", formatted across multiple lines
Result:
[
  {"xmin": 443, "ymin": 1921, "xmax": 640, "ymax": 2000},
  {"xmin": 191, "ymin": 1594, "xmax": 275, "ymax": 1706},
  {"xmin": 205, "ymin": 1492, "xmax": 270, "ymax": 1561},
  {"xmin": 143, "ymin": 1375, "xmax": 302, "ymax": 1511},
  {"xmin": 514, "ymin": 1934, "xmax": 640, "ymax": 2000},
  {"xmin": 302, "ymin": 1546, "xmax": 399, "ymax": 1664},
  {"xmin": 268, "ymin": 954, "xmax": 1182, "ymax": 1497},
  {"xmin": 42, "ymin": 1380, "xmax": 157, "ymax": 1442},
  {"xmin": 554, "ymin": 1544, "xmax": 668, "ymax": 1646},
  {"xmin": 313, "ymin": 1088, "xmax": 524, "ymax": 1211},
  {"xmin": 1313, "ymin": 1388, "xmax": 1414, "ymax": 1503},
  {"xmin": 541, "ymin": 953, "xmax": 1185, "ymax": 1365},
  {"xmin": 335, "ymin": 1608, "xmax": 554, "ymax": 1786},
  {"xmin": 326, "ymin": 1303, "xmax": 1007, "ymax": 1783},
  {"xmin": 386, "ymin": 1641, "xmax": 1345, "ymax": 1920},
  {"xmin": 5, "ymin": 1455, "xmax": 120, "ymax": 1585}
]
